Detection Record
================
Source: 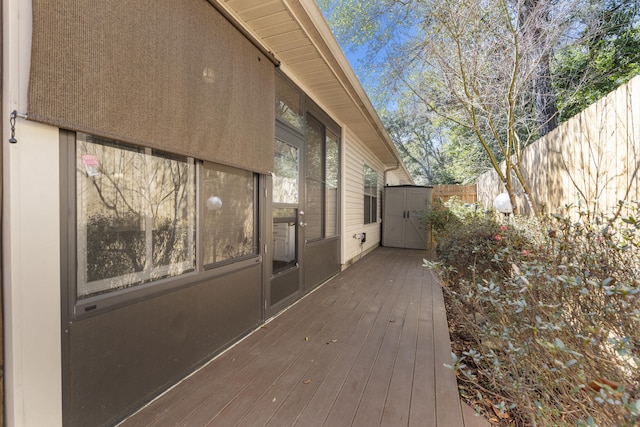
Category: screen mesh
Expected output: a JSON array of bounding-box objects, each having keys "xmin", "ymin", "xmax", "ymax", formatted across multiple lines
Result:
[{"xmin": 29, "ymin": 0, "xmax": 275, "ymax": 173}]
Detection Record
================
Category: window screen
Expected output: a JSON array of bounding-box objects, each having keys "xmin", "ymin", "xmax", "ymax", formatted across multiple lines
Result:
[
  {"xmin": 364, "ymin": 165, "xmax": 378, "ymax": 224},
  {"xmin": 325, "ymin": 131, "xmax": 339, "ymax": 237},
  {"xmin": 202, "ymin": 162, "xmax": 257, "ymax": 266},
  {"xmin": 305, "ymin": 117, "xmax": 324, "ymax": 240},
  {"xmin": 76, "ymin": 133, "xmax": 196, "ymax": 298},
  {"xmin": 276, "ymin": 74, "xmax": 304, "ymax": 131}
]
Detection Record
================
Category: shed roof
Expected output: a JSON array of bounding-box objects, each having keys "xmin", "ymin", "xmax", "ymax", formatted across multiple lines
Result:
[{"xmin": 216, "ymin": 0, "xmax": 414, "ymax": 184}]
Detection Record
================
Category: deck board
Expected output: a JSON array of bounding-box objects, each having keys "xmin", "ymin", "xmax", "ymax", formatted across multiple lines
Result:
[
  {"xmin": 409, "ymin": 266, "xmax": 437, "ymax": 427},
  {"xmin": 120, "ymin": 247, "xmax": 478, "ymax": 427},
  {"xmin": 293, "ymin": 256, "xmax": 403, "ymax": 427},
  {"xmin": 321, "ymin": 261, "xmax": 404, "ymax": 426},
  {"xmin": 431, "ymin": 268, "xmax": 466, "ymax": 427},
  {"xmin": 380, "ymin": 272, "xmax": 421, "ymax": 426},
  {"xmin": 350, "ymin": 265, "xmax": 411, "ymax": 426}
]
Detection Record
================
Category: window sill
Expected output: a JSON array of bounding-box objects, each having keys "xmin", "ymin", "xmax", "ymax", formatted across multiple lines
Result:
[{"xmin": 72, "ymin": 255, "xmax": 262, "ymax": 319}]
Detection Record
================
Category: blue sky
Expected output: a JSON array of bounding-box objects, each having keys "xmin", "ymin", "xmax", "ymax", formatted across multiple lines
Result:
[{"xmin": 316, "ymin": 1, "xmax": 411, "ymax": 112}]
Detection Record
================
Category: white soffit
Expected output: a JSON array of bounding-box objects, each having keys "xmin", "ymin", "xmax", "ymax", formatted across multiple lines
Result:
[{"xmin": 220, "ymin": 0, "xmax": 413, "ymax": 182}]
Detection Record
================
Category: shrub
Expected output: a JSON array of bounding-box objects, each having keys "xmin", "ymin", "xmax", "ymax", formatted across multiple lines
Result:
[
  {"xmin": 423, "ymin": 198, "xmax": 462, "ymax": 234},
  {"xmin": 429, "ymin": 203, "xmax": 640, "ymax": 426},
  {"xmin": 434, "ymin": 206, "xmax": 540, "ymax": 286}
]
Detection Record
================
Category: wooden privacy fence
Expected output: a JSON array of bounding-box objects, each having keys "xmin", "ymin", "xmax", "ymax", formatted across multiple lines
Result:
[
  {"xmin": 432, "ymin": 184, "xmax": 477, "ymax": 204},
  {"xmin": 477, "ymin": 75, "xmax": 640, "ymax": 216}
]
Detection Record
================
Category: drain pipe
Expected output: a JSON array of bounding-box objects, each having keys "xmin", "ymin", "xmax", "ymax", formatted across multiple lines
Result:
[
  {"xmin": 381, "ymin": 162, "xmax": 401, "ymax": 248},
  {"xmin": 383, "ymin": 162, "xmax": 401, "ymax": 187}
]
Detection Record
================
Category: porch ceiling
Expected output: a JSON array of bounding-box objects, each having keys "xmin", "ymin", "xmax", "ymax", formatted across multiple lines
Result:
[{"xmin": 219, "ymin": 0, "xmax": 413, "ymax": 183}]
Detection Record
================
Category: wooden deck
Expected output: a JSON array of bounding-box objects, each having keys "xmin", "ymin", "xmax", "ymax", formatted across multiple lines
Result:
[{"xmin": 120, "ymin": 247, "xmax": 488, "ymax": 427}]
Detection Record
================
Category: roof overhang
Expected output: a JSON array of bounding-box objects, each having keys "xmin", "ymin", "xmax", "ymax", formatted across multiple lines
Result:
[{"xmin": 214, "ymin": 0, "xmax": 413, "ymax": 183}]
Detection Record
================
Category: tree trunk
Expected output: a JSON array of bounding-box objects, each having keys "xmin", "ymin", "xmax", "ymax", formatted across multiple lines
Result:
[
  {"xmin": 534, "ymin": 51, "xmax": 558, "ymax": 136},
  {"xmin": 522, "ymin": 0, "xmax": 559, "ymax": 136}
]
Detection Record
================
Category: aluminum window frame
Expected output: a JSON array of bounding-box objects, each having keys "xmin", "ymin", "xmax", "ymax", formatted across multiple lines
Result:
[
  {"xmin": 61, "ymin": 130, "xmax": 262, "ymax": 319},
  {"xmin": 363, "ymin": 164, "xmax": 378, "ymax": 225}
]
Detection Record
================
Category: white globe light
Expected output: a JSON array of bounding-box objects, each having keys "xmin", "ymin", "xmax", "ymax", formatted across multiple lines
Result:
[
  {"xmin": 493, "ymin": 192, "xmax": 513, "ymax": 214},
  {"xmin": 206, "ymin": 196, "xmax": 222, "ymax": 211}
]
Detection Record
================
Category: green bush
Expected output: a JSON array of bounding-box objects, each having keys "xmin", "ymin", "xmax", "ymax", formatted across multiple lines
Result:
[
  {"xmin": 423, "ymin": 198, "xmax": 462, "ymax": 234},
  {"xmin": 429, "ymin": 202, "xmax": 640, "ymax": 426}
]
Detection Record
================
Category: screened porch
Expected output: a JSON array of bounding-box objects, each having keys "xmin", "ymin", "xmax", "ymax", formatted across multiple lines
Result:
[{"xmin": 119, "ymin": 247, "xmax": 488, "ymax": 427}]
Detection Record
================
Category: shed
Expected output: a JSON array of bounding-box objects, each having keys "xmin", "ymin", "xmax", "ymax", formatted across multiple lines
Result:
[{"xmin": 382, "ymin": 185, "xmax": 433, "ymax": 249}]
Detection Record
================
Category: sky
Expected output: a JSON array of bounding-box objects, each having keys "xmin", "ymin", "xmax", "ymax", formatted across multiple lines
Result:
[{"xmin": 315, "ymin": 0, "xmax": 412, "ymax": 112}]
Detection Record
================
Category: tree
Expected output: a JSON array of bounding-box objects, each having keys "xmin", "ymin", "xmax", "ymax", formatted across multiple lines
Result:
[
  {"xmin": 522, "ymin": 0, "xmax": 559, "ymax": 136},
  {"xmin": 320, "ymin": 0, "xmax": 576, "ymax": 214},
  {"xmin": 318, "ymin": 0, "xmax": 639, "ymax": 215},
  {"xmin": 382, "ymin": 106, "xmax": 489, "ymax": 185},
  {"xmin": 553, "ymin": 0, "xmax": 640, "ymax": 121},
  {"xmin": 383, "ymin": 110, "xmax": 443, "ymax": 185}
]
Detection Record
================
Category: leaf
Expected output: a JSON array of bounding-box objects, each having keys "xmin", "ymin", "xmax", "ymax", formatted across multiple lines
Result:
[
  {"xmin": 511, "ymin": 263, "xmax": 521, "ymax": 275},
  {"xmin": 492, "ymin": 406, "xmax": 510, "ymax": 419},
  {"xmin": 303, "ymin": 378, "xmax": 312, "ymax": 384},
  {"xmin": 622, "ymin": 216, "xmax": 636, "ymax": 225}
]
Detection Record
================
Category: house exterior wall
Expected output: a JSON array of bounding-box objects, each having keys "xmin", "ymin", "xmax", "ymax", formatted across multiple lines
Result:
[
  {"xmin": 277, "ymin": 64, "xmax": 395, "ymax": 267},
  {"xmin": 385, "ymin": 170, "xmax": 404, "ymax": 186},
  {"xmin": 4, "ymin": 121, "xmax": 63, "ymax": 426},
  {"xmin": 341, "ymin": 127, "xmax": 386, "ymax": 265},
  {"xmin": 3, "ymin": 0, "xmax": 63, "ymax": 425},
  {"xmin": 2, "ymin": 1, "xmax": 411, "ymax": 425},
  {"xmin": 3, "ymin": 123, "xmax": 62, "ymax": 426}
]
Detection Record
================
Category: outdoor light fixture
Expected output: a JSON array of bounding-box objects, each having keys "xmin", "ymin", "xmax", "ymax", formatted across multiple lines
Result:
[{"xmin": 494, "ymin": 192, "xmax": 513, "ymax": 216}]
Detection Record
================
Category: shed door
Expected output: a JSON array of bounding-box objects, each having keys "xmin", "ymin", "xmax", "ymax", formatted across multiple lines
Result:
[
  {"xmin": 383, "ymin": 187, "xmax": 430, "ymax": 249},
  {"xmin": 382, "ymin": 188, "xmax": 407, "ymax": 248},
  {"xmin": 403, "ymin": 187, "xmax": 430, "ymax": 249}
]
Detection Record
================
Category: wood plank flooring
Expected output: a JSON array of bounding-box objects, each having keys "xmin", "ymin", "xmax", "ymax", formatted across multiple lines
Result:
[{"xmin": 120, "ymin": 247, "xmax": 486, "ymax": 427}]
